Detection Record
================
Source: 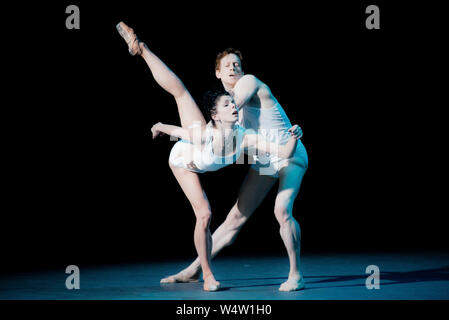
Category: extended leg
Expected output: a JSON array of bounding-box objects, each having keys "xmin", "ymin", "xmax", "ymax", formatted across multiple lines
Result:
[
  {"xmin": 167, "ymin": 165, "xmax": 220, "ymax": 291},
  {"xmin": 139, "ymin": 43, "xmax": 207, "ymax": 128},
  {"xmin": 116, "ymin": 22, "xmax": 206, "ymax": 128},
  {"xmin": 161, "ymin": 168, "xmax": 277, "ymax": 282}
]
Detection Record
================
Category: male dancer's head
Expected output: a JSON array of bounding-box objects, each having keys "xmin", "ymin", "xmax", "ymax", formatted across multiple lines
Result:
[{"xmin": 215, "ymin": 48, "xmax": 244, "ymax": 91}]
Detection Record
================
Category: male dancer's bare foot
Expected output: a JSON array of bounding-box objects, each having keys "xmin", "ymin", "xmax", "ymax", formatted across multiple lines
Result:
[
  {"xmin": 203, "ymin": 273, "xmax": 221, "ymax": 292},
  {"xmin": 160, "ymin": 269, "xmax": 201, "ymax": 284},
  {"xmin": 279, "ymin": 273, "xmax": 305, "ymax": 292}
]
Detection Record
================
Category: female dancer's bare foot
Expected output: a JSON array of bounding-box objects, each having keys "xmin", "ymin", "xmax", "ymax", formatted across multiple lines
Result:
[
  {"xmin": 160, "ymin": 268, "xmax": 201, "ymax": 284},
  {"xmin": 116, "ymin": 21, "xmax": 142, "ymax": 56},
  {"xmin": 279, "ymin": 273, "xmax": 305, "ymax": 291},
  {"xmin": 203, "ymin": 273, "xmax": 221, "ymax": 292}
]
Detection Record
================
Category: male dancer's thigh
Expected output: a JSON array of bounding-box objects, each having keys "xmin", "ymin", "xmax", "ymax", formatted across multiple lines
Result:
[
  {"xmin": 175, "ymin": 91, "xmax": 207, "ymax": 129},
  {"xmin": 235, "ymin": 168, "xmax": 278, "ymax": 218},
  {"xmin": 275, "ymin": 160, "xmax": 307, "ymax": 212}
]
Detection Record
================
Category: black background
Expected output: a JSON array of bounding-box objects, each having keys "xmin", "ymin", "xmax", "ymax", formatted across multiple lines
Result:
[{"xmin": 2, "ymin": 1, "xmax": 447, "ymax": 273}]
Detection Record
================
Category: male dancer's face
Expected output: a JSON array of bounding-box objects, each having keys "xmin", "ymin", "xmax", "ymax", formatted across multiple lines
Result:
[{"xmin": 216, "ymin": 54, "xmax": 244, "ymax": 89}]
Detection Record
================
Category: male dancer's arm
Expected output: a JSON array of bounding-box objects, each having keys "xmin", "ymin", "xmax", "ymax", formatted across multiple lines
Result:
[
  {"xmin": 232, "ymin": 74, "xmax": 260, "ymax": 109},
  {"xmin": 234, "ymin": 76, "xmax": 304, "ymax": 139},
  {"xmin": 151, "ymin": 122, "xmax": 204, "ymax": 144}
]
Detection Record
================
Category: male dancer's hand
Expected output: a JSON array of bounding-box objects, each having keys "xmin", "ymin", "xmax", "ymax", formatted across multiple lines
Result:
[{"xmin": 288, "ymin": 125, "xmax": 303, "ymax": 140}]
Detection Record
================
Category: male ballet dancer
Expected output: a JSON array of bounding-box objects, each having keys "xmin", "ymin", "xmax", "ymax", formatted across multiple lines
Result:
[{"xmin": 161, "ymin": 49, "xmax": 308, "ymax": 291}]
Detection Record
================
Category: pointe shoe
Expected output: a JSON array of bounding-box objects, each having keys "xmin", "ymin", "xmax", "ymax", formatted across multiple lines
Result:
[{"xmin": 116, "ymin": 21, "xmax": 142, "ymax": 56}]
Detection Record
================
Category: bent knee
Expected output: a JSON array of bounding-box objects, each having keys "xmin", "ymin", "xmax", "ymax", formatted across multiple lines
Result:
[
  {"xmin": 193, "ymin": 201, "xmax": 212, "ymax": 226},
  {"xmin": 225, "ymin": 207, "xmax": 248, "ymax": 229},
  {"xmin": 274, "ymin": 205, "xmax": 293, "ymax": 226},
  {"xmin": 191, "ymin": 198, "xmax": 210, "ymax": 214},
  {"xmin": 196, "ymin": 210, "xmax": 212, "ymax": 229}
]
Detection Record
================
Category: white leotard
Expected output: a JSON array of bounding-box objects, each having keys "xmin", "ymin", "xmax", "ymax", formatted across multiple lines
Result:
[
  {"xmin": 243, "ymin": 102, "xmax": 292, "ymax": 144},
  {"xmin": 169, "ymin": 124, "xmax": 246, "ymax": 173},
  {"xmin": 242, "ymin": 102, "xmax": 308, "ymax": 175}
]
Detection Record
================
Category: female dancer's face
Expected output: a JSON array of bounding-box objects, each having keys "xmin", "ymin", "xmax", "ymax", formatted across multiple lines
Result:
[
  {"xmin": 216, "ymin": 54, "xmax": 244, "ymax": 87},
  {"xmin": 212, "ymin": 95, "xmax": 239, "ymax": 124}
]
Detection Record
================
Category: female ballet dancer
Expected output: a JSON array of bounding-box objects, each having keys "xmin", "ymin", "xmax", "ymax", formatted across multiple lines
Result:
[{"xmin": 116, "ymin": 22, "xmax": 301, "ymax": 291}]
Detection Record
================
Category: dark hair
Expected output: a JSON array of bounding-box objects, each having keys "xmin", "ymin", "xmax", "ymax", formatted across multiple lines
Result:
[
  {"xmin": 215, "ymin": 48, "xmax": 243, "ymax": 71},
  {"xmin": 202, "ymin": 89, "xmax": 230, "ymax": 127}
]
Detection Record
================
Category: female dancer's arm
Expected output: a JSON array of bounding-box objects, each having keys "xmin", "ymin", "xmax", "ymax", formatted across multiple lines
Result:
[
  {"xmin": 243, "ymin": 125, "xmax": 301, "ymax": 159},
  {"xmin": 151, "ymin": 122, "xmax": 205, "ymax": 144}
]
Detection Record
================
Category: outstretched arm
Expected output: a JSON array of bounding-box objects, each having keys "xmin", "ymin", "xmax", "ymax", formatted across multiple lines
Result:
[
  {"xmin": 243, "ymin": 125, "xmax": 302, "ymax": 159},
  {"xmin": 232, "ymin": 74, "xmax": 260, "ymax": 109},
  {"xmin": 151, "ymin": 122, "xmax": 205, "ymax": 144}
]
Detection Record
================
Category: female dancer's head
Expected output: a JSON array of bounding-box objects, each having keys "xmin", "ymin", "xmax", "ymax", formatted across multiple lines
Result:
[
  {"xmin": 202, "ymin": 90, "xmax": 239, "ymax": 128},
  {"xmin": 215, "ymin": 48, "xmax": 244, "ymax": 89}
]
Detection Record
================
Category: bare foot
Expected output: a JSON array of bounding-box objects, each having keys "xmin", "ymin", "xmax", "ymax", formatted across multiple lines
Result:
[
  {"xmin": 160, "ymin": 269, "xmax": 201, "ymax": 284},
  {"xmin": 279, "ymin": 274, "xmax": 305, "ymax": 292},
  {"xmin": 203, "ymin": 274, "xmax": 221, "ymax": 292}
]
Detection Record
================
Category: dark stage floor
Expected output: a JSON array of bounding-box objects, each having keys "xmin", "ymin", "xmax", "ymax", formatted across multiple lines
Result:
[{"xmin": 1, "ymin": 252, "xmax": 448, "ymax": 300}]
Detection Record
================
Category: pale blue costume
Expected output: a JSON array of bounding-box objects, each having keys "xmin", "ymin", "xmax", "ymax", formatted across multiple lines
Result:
[
  {"xmin": 242, "ymin": 102, "xmax": 308, "ymax": 176},
  {"xmin": 169, "ymin": 123, "xmax": 246, "ymax": 173}
]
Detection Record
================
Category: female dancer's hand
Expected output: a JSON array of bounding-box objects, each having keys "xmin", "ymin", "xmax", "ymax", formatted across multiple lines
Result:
[
  {"xmin": 288, "ymin": 125, "xmax": 303, "ymax": 140},
  {"xmin": 151, "ymin": 122, "xmax": 165, "ymax": 139}
]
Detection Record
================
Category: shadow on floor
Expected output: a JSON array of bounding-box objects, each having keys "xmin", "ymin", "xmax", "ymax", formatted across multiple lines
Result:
[{"xmin": 223, "ymin": 266, "xmax": 449, "ymax": 290}]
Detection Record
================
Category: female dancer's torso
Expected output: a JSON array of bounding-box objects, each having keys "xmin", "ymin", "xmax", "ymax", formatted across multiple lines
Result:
[{"xmin": 168, "ymin": 123, "xmax": 246, "ymax": 173}]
